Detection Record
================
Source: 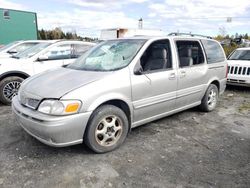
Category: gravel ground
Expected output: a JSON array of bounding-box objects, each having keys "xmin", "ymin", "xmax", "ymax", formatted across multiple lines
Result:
[{"xmin": 0, "ymin": 86, "xmax": 249, "ymax": 188}]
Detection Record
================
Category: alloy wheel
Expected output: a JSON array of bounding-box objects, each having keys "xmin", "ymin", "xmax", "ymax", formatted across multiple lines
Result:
[
  {"xmin": 207, "ymin": 89, "xmax": 217, "ymax": 108},
  {"xmin": 95, "ymin": 115, "xmax": 123, "ymax": 147},
  {"xmin": 3, "ymin": 81, "xmax": 21, "ymax": 101}
]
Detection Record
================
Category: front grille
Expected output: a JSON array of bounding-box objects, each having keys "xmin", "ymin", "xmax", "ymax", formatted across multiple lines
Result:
[
  {"xmin": 26, "ymin": 98, "xmax": 40, "ymax": 109},
  {"xmin": 19, "ymin": 90, "xmax": 41, "ymax": 110},
  {"xmin": 228, "ymin": 66, "xmax": 250, "ymax": 76}
]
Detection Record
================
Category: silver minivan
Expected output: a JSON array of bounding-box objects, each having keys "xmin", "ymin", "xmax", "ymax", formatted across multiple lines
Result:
[{"xmin": 12, "ymin": 34, "xmax": 227, "ymax": 153}]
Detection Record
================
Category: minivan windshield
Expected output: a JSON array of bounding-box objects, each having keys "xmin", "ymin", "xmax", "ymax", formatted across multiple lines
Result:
[
  {"xmin": 13, "ymin": 42, "xmax": 52, "ymax": 59},
  {"xmin": 67, "ymin": 39, "xmax": 146, "ymax": 71},
  {"xmin": 229, "ymin": 49, "xmax": 250, "ymax": 61}
]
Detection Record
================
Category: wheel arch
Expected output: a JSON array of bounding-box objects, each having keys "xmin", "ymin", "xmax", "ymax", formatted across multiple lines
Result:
[
  {"xmin": 0, "ymin": 71, "xmax": 30, "ymax": 81},
  {"xmin": 88, "ymin": 98, "xmax": 133, "ymax": 130},
  {"xmin": 209, "ymin": 79, "xmax": 220, "ymax": 91}
]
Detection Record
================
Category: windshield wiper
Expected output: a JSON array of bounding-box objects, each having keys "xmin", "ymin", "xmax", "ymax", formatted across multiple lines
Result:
[{"xmin": 11, "ymin": 55, "xmax": 20, "ymax": 59}]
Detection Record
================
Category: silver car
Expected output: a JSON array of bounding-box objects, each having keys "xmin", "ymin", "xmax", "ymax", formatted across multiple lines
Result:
[{"xmin": 12, "ymin": 35, "xmax": 227, "ymax": 153}]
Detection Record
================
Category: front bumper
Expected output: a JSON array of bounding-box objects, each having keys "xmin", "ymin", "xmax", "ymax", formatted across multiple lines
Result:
[
  {"xmin": 12, "ymin": 96, "xmax": 92, "ymax": 147},
  {"xmin": 227, "ymin": 72, "xmax": 250, "ymax": 87},
  {"xmin": 227, "ymin": 78, "xmax": 250, "ymax": 87}
]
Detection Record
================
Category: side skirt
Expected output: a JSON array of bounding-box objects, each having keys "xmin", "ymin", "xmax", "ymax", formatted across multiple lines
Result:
[{"xmin": 131, "ymin": 101, "xmax": 201, "ymax": 128}]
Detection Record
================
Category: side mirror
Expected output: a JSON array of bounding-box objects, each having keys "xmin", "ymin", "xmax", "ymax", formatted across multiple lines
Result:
[
  {"xmin": 7, "ymin": 49, "xmax": 17, "ymax": 54},
  {"xmin": 37, "ymin": 55, "xmax": 48, "ymax": 61},
  {"xmin": 134, "ymin": 66, "xmax": 143, "ymax": 75}
]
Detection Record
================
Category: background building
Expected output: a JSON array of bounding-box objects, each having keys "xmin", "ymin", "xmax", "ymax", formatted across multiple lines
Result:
[
  {"xmin": 100, "ymin": 28, "xmax": 165, "ymax": 40},
  {"xmin": 0, "ymin": 8, "xmax": 38, "ymax": 45}
]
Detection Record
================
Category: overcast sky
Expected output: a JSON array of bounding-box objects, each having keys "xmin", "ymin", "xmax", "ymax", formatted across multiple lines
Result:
[{"xmin": 1, "ymin": 0, "xmax": 250, "ymax": 38}]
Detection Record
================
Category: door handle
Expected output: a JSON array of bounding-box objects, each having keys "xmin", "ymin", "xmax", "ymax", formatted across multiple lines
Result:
[
  {"xmin": 180, "ymin": 71, "xmax": 186, "ymax": 78},
  {"xmin": 169, "ymin": 73, "xmax": 176, "ymax": 80}
]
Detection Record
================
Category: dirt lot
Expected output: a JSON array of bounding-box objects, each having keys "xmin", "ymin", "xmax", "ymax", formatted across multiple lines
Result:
[{"xmin": 0, "ymin": 86, "xmax": 249, "ymax": 188}]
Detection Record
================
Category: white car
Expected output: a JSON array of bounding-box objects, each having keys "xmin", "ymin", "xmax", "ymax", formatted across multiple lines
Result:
[
  {"xmin": 227, "ymin": 47, "xmax": 250, "ymax": 87},
  {"xmin": 0, "ymin": 40, "xmax": 44, "ymax": 58},
  {"xmin": 0, "ymin": 40, "xmax": 95, "ymax": 104}
]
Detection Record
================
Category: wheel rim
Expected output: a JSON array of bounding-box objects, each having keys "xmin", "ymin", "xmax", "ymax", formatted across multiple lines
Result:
[
  {"xmin": 95, "ymin": 115, "xmax": 123, "ymax": 147},
  {"xmin": 207, "ymin": 89, "xmax": 217, "ymax": 108},
  {"xmin": 3, "ymin": 81, "xmax": 21, "ymax": 101}
]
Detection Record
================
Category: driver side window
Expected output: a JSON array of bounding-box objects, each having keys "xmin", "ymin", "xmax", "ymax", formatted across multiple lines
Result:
[{"xmin": 140, "ymin": 40, "xmax": 172, "ymax": 72}]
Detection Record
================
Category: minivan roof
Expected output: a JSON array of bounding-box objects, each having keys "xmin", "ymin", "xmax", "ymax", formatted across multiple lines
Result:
[{"xmin": 105, "ymin": 35, "xmax": 217, "ymax": 41}]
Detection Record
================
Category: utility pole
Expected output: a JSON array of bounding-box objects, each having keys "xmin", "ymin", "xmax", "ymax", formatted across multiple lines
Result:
[{"xmin": 138, "ymin": 18, "xmax": 143, "ymax": 29}]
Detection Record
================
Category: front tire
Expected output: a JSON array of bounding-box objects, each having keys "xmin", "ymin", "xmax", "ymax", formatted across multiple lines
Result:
[
  {"xmin": 84, "ymin": 105, "xmax": 129, "ymax": 153},
  {"xmin": 199, "ymin": 84, "xmax": 219, "ymax": 112},
  {"xmin": 0, "ymin": 76, "xmax": 24, "ymax": 105}
]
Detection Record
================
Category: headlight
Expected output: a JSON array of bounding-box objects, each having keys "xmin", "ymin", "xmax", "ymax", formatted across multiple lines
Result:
[{"xmin": 38, "ymin": 100, "xmax": 82, "ymax": 115}]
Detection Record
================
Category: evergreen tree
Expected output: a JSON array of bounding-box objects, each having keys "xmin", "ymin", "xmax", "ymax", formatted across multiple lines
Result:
[{"xmin": 38, "ymin": 28, "xmax": 95, "ymax": 41}]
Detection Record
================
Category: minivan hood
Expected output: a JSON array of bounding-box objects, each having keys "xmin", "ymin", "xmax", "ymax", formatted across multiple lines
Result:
[{"xmin": 21, "ymin": 67, "xmax": 112, "ymax": 99}]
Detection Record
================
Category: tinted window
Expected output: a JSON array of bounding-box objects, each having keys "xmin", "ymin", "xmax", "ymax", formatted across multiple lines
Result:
[
  {"xmin": 176, "ymin": 41, "xmax": 204, "ymax": 67},
  {"xmin": 140, "ymin": 40, "xmax": 172, "ymax": 72},
  {"xmin": 201, "ymin": 40, "xmax": 225, "ymax": 63}
]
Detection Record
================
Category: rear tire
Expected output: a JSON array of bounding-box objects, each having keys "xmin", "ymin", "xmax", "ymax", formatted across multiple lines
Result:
[
  {"xmin": 199, "ymin": 84, "xmax": 218, "ymax": 112},
  {"xmin": 84, "ymin": 105, "xmax": 129, "ymax": 153},
  {"xmin": 0, "ymin": 76, "xmax": 24, "ymax": 105}
]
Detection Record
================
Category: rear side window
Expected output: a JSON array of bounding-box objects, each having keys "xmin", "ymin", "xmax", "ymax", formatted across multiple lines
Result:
[
  {"xmin": 176, "ymin": 40, "xmax": 205, "ymax": 67},
  {"xmin": 201, "ymin": 40, "xmax": 225, "ymax": 64}
]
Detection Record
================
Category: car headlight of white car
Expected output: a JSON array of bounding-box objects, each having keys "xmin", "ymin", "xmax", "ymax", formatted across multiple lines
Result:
[{"xmin": 38, "ymin": 100, "xmax": 82, "ymax": 115}]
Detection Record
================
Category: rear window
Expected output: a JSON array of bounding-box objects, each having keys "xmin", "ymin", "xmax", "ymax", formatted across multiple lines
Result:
[{"xmin": 201, "ymin": 40, "xmax": 225, "ymax": 64}]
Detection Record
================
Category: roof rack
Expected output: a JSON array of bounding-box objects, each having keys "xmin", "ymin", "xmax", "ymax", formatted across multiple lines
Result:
[{"xmin": 168, "ymin": 32, "xmax": 212, "ymax": 39}]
